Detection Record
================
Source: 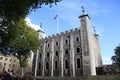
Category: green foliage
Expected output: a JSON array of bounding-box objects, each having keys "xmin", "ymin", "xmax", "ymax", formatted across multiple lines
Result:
[
  {"xmin": 9, "ymin": 18, "xmax": 40, "ymax": 57},
  {"xmin": 0, "ymin": 0, "xmax": 61, "ymax": 26},
  {"xmin": 7, "ymin": 18, "xmax": 40, "ymax": 68},
  {"xmin": 20, "ymin": 58, "xmax": 28, "ymax": 68},
  {"xmin": 0, "ymin": 0, "xmax": 61, "ymax": 48},
  {"xmin": 111, "ymin": 44, "xmax": 120, "ymax": 66}
]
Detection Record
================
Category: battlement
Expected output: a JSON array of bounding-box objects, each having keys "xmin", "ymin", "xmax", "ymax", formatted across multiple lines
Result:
[{"xmin": 43, "ymin": 28, "xmax": 80, "ymax": 39}]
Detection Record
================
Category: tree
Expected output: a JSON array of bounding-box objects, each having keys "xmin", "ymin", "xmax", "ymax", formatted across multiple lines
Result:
[
  {"xmin": 111, "ymin": 45, "xmax": 120, "ymax": 67},
  {"xmin": 0, "ymin": 0, "xmax": 61, "ymax": 49},
  {"xmin": 8, "ymin": 18, "xmax": 40, "ymax": 76},
  {"xmin": 0, "ymin": 0, "xmax": 61, "ymax": 27}
]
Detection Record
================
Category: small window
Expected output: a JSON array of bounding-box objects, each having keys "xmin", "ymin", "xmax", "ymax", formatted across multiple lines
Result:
[
  {"xmin": 9, "ymin": 64, "xmax": 11, "ymax": 66},
  {"xmin": 48, "ymin": 43, "xmax": 49, "ymax": 47},
  {"xmin": 4, "ymin": 63, "xmax": 6, "ymax": 66},
  {"xmin": 77, "ymin": 58, "xmax": 80, "ymax": 68},
  {"xmin": 65, "ymin": 40, "xmax": 68, "ymax": 44},
  {"xmin": 10, "ymin": 59, "xmax": 12, "ymax": 62},
  {"xmin": 76, "ymin": 47, "xmax": 80, "ymax": 53},
  {"xmin": 13, "ymin": 64, "xmax": 15, "ymax": 67},
  {"xmin": 39, "ymin": 62, "xmax": 41, "ymax": 70},
  {"xmin": 76, "ymin": 37, "xmax": 79, "ymax": 42},
  {"xmin": 14, "ymin": 60, "xmax": 16, "ymax": 62},
  {"xmin": 65, "ymin": 49, "xmax": 69, "ymax": 55},
  {"xmin": 65, "ymin": 60, "xmax": 69, "ymax": 69},
  {"xmin": 55, "ymin": 61, "xmax": 58, "ymax": 69},
  {"xmin": 5, "ymin": 58, "xmax": 7, "ymax": 61},
  {"xmin": 46, "ymin": 62, "xmax": 49, "ymax": 70},
  {"xmin": 47, "ymin": 53, "xmax": 49, "ymax": 57},
  {"xmin": 56, "ymin": 42, "xmax": 58, "ymax": 46},
  {"xmin": 39, "ymin": 54, "xmax": 41, "ymax": 58},
  {"xmin": 56, "ymin": 51, "xmax": 58, "ymax": 56},
  {"xmin": 0, "ymin": 57, "xmax": 3, "ymax": 60}
]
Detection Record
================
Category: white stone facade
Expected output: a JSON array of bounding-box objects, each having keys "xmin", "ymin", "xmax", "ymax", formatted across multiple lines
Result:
[
  {"xmin": 0, "ymin": 53, "xmax": 20, "ymax": 73},
  {"xmin": 33, "ymin": 13, "xmax": 103, "ymax": 77}
]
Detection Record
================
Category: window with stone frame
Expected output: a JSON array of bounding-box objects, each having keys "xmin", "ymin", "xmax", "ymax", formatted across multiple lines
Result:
[
  {"xmin": 65, "ymin": 39, "xmax": 68, "ymax": 44},
  {"xmin": 55, "ymin": 61, "xmax": 58, "ymax": 69},
  {"xmin": 46, "ymin": 61, "xmax": 49, "ymax": 70},
  {"xmin": 5, "ymin": 58, "xmax": 7, "ymax": 61},
  {"xmin": 47, "ymin": 43, "xmax": 49, "ymax": 47},
  {"xmin": 76, "ymin": 47, "xmax": 80, "ymax": 53},
  {"xmin": 76, "ymin": 37, "xmax": 80, "ymax": 42},
  {"xmin": 38, "ymin": 62, "xmax": 41, "ymax": 70},
  {"xmin": 47, "ymin": 52, "xmax": 49, "ymax": 57},
  {"xmin": 4, "ymin": 63, "xmax": 6, "ymax": 66},
  {"xmin": 65, "ymin": 60, "xmax": 69, "ymax": 69},
  {"xmin": 56, "ymin": 42, "xmax": 59, "ymax": 46},
  {"xmin": 0, "ymin": 57, "xmax": 3, "ymax": 60},
  {"xmin": 77, "ymin": 58, "xmax": 81, "ymax": 69},
  {"xmin": 10, "ymin": 59, "xmax": 12, "ymax": 62},
  {"xmin": 55, "ymin": 51, "xmax": 59, "ymax": 56},
  {"xmin": 65, "ymin": 49, "xmax": 69, "ymax": 55},
  {"xmin": 39, "ymin": 53, "xmax": 42, "ymax": 58}
]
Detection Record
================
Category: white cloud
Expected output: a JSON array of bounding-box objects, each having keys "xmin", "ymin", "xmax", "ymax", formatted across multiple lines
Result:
[{"xmin": 25, "ymin": 17, "xmax": 42, "ymax": 31}]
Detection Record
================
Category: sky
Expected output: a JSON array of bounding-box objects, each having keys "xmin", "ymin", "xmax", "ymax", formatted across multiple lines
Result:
[{"xmin": 26, "ymin": 0, "xmax": 120, "ymax": 64}]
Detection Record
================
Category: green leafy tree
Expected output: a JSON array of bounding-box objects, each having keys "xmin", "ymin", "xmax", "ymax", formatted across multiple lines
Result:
[
  {"xmin": 8, "ymin": 18, "xmax": 40, "ymax": 76},
  {"xmin": 111, "ymin": 45, "xmax": 120, "ymax": 67},
  {"xmin": 0, "ymin": 0, "xmax": 61, "ymax": 48},
  {"xmin": 0, "ymin": 0, "xmax": 61, "ymax": 27}
]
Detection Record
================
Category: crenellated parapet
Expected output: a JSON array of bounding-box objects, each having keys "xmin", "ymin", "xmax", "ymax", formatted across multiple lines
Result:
[{"xmin": 43, "ymin": 28, "xmax": 80, "ymax": 39}]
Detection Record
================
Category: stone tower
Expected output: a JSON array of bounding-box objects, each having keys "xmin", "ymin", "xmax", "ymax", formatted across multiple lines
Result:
[{"xmin": 79, "ymin": 7, "xmax": 102, "ymax": 76}]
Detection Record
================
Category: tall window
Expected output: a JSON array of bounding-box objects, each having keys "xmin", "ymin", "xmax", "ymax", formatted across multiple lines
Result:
[
  {"xmin": 46, "ymin": 62, "xmax": 49, "ymax": 70},
  {"xmin": 65, "ymin": 40, "xmax": 68, "ymax": 44},
  {"xmin": 65, "ymin": 60, "xmax": 69, "ymax": 69},
  {"xmin": 65, "ymin": 49, "xmax": 69, "ymax": 55},
  {"xmin": 77, "ymin": 58, "xmax": 80, "ymax": 68},
  {"xmin": 39, "ymin": 54, "xmax": 41, "ymax": 58},
  {"xmin": 55, "ymin": 61, "xmax": 58, "ymax": 69},
  {"xmin": 48, "ymin": 43, "xmax": 49, "ymax": 47},
  {"xmin": 56, "ymin": 42, "xmax": 58, "ymax": 46},
  {"xmin": 39, "ymin": 62, "xmax": 41, "ymax": 70},
  {"xmin": 47, "ymin": 52, "xmax": 49, "ymax": 57},
  {"xmin": 76, "ymin": 37, "xmax": 79, "ymax": 42},
  {"xmin": 55, "ymin": 51, "xmax": 58, "ymax": 56},
  {"xmin": 76, "ymin": 47, "xmax": 80, "ymax": 53}
]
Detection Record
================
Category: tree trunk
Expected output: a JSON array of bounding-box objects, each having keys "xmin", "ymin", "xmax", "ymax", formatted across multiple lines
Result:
[{"xmin": 21, "ymin": 67, "xmax": 24, "ymax": 76}]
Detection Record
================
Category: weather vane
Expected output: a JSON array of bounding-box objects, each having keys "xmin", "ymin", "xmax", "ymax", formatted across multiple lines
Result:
[{"xmin": 81, "ymin": 5, "xmax": 85, "ymax": 14}]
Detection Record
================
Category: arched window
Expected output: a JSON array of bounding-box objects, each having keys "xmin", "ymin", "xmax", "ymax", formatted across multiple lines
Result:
[
  {"xmin": 65, "ymin": 49, "xmax": 69, "ymax": 55},
  {"xmin": 65, "ymin": 40, "xmax": 68, "ymax": 44},
  {"xmin": 76, "ymin": 47, "xmax": 80, "ymax": 53},
  {"xmin": 65, "ymin": 60, "xmax": 69, "ymax": 69},
  {"xmin": 55, "ymin": 61, "xmax": 58, "ymax": 69},
  {"xmin": 77, "ymin": 58, "xmax": 80, "ymax": 68},
  {"xmin": 56, "ymin": 51, "xmax": 58, "ymax": 56},
  {"xmin": 39, "ymin": 62, "xmax": 41, "ymax": 69},
  {"xmin": 46, "ymin": 62, "xmax": 49, "ymax": 70},
  {"xmin": 76, "ymin": 37, "xmax": 79, "ymax": 42}
]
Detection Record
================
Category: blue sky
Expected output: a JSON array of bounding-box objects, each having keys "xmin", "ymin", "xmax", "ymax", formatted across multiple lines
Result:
[{"xmin": 27, "ymin": 0, "xmax": 120, "ymax": 64}]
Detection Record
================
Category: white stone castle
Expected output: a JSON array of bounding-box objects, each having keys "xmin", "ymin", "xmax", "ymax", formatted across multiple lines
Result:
[{"xmin": 33, "ymin": 9, "xmax": 103, "ymax": 77}]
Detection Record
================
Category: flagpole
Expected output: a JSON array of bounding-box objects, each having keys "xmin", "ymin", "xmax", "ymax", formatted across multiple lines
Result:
[{"xmin": 57, "ymin": 13, "xmax": 59, "ymax": 33}]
